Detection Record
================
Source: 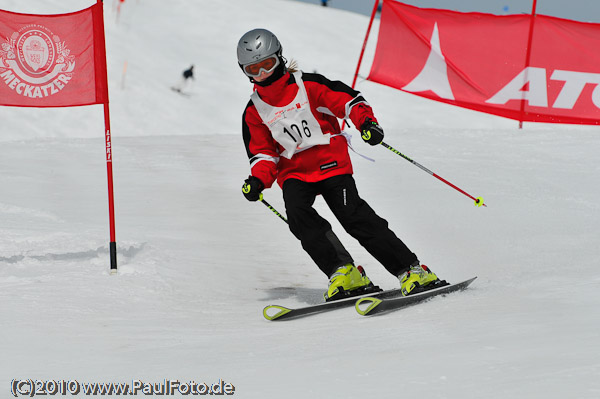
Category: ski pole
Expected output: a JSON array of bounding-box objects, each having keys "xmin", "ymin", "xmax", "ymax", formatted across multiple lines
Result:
[
  {"xmin": 381, "ymin": 141, "xmax": 486, "ymax": 207},
  {"xmin": 259, "ymin": 193, "xmax": 288, "ymax": 223}
]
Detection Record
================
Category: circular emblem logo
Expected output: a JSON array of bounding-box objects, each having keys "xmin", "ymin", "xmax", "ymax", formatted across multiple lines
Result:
[
  {"xmin": 17, "ymin": 29, "xmax": 55, "ymax": 75},
  {"xmin": 0, "ymin": 24, "xmax": 76, "ymax": 99}
]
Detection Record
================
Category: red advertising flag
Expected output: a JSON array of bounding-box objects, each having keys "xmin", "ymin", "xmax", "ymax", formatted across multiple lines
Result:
[
  {"xmin": 369, "ymin": 0, "xmax": 600, "ymax": 124},
  {"xmin": 0, "ymin": 2, "xmax": 117, "ymax": 272},
  {"xmin": 0, "ymin": 3, "xmax": 107, "ymax": 107}
]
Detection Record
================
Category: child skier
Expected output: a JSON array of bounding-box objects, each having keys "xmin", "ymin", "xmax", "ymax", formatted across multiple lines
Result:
[{"xmin": 238, "ymin": 28, "xmax": 443, "ymax": 301}]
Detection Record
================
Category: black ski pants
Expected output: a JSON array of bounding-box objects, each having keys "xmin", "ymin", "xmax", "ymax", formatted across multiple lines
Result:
[{"xmin": 282, "ymin": 174, "xmax": 418, "ymax": 277}]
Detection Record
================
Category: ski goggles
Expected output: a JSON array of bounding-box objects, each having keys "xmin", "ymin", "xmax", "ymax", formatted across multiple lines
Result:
[{"xmin": 242, "ymin": 55, "xmax": 280, "ymax": 78}]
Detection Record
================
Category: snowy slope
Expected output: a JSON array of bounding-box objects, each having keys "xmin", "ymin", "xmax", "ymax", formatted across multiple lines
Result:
[{"xmin": 1, "ymin": 1, "xmax": 599, "ymax": 398}]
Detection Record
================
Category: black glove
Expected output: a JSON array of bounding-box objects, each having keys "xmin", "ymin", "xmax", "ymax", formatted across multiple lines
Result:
[
  {"xmin": 242, "ymin": 176, "xmax": 265, "ymax": 202},
  {"xmin": 360, "ymin": 119, "xmax": 384, "ymax": 146}
]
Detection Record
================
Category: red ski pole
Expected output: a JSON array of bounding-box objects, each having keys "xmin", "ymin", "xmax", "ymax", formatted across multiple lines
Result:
[{"xmin": 381, "ymin": 142, "xmax": 486, "ymax": 207}]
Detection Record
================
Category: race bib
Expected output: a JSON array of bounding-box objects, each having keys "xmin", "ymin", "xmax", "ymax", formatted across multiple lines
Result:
[{"xmin": 251, "ymin": 72, "xmax": 330, "ymax": 159}]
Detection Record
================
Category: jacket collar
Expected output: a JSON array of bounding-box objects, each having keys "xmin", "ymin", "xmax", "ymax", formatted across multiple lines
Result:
[{"xmin": 254, "ymin": 72, "xmax": 297, "ymax": 105}]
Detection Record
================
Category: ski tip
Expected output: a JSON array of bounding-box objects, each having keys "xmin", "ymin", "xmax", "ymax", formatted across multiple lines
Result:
[
  {"xmin": 263, "ymin": 305, "xmax": 292, "ymax": 321},
  {"xmin": 355, "ymin": 297, "xmax": 382, "ymax": 316},
  {"xmin": 465, "ymin": 276, "xmax": 478, "ymax": 285}
]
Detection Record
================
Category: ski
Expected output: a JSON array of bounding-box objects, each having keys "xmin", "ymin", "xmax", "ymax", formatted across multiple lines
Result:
[
  {"xmin": 355, "ymin": 277, "xmax": 477, "ymax": 316},
  {"xmin": 170, "ymin": 87, "xmax": 192, "ymax": 97},
  {"xmin": 263, "ymin": 288, "xmax": 405, "ymax": 321}
]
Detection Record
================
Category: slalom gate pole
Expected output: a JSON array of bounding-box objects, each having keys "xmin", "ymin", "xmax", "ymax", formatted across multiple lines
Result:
[
  {"xmin": 520, "ymin": 0, "xmax": 538, "ymax": 129},
  {"xmin": 380, "ymin": 142, "xmax": 486, "ymax": 207},
  {"xmin": 97, "ymin": 0, "xmax": 119, "ymax": 273},
  {"xmin": 259, "ymin": 194, "xmax": 288, "ymax": 223},
  {"xmin": 341, "ymin": 0, "xmax": 380, "ymax": 131}
]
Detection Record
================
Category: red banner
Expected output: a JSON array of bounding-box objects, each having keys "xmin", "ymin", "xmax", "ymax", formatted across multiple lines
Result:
[
  {"xmin": 0, "ymin": 3, "xmax": 107, "ymax": 107},
  {"xmin": 369, "ymin": 0, "xmax": 600, "ymax": 124}
]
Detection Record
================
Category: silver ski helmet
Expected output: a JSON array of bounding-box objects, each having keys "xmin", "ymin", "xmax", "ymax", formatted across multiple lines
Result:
[{"xmin": 237, "ymin": 28, "xmax": 283, "ymax": 77}]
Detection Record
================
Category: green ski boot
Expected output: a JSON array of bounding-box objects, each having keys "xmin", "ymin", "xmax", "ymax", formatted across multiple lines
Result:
[
  {"xmin": 398, "ymin": 263, "xmax": 441, "ymax": 296},
  {"xmin": 324, "ymin": 264, "xmax": 378, "ymax": 302}
]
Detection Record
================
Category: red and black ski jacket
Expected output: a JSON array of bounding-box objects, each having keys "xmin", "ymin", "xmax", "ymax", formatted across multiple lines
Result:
[{"xmin": 242, "ymin": 71, "xmax": 377, "ymax": 188}]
